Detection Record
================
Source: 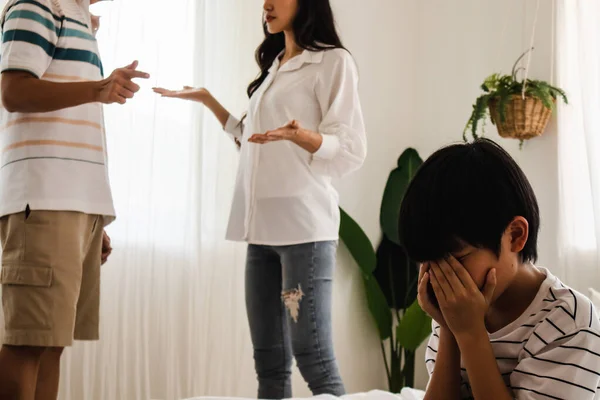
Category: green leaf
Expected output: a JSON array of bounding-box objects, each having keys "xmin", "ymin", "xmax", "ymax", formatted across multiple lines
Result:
[
  {"xmin": 373, "ymin": 236, "xmax": 419, "ymax": 310},
  {"xmin": 551, "ymin": 87, "xmax": 569, "ymax": 104},
  {"xmin": 380, "ymin": 149, "xmax": 423, "ymax": 245},
  {"xmin": 396, "ymin": 300, "xmax": 432, "ymax": 352},
  {"xmin": 470, "ymin": 94, "xmax": 490, "ymax": 138},
  {"xmin": 339, "ymin": 207, "xmax": 376, "ymax": 276},
  {"xmin": 364, "ymin": 276, "xmax": 393, "ymax": 340},
  {"xmin": 483, "ymin": 74, "xmax": 500, "ymax": 92},
  {"xmin": 497, "ymin": 90, "xmax": 512, "ymax": 123}
]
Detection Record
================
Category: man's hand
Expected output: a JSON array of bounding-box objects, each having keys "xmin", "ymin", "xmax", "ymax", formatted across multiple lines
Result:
[
  {"xmin": 101, "ymin": 230, "xmax": 112, "ymax": 265},
  {"xmin": 97, "ymin": 61, "xmax": 150, "ymax": 105},
  {"xmin": 429, "ymin": 256, "xmax": 496, "ymax": 340}
]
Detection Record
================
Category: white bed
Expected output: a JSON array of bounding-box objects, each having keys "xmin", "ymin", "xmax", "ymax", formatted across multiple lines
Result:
[
  {"xmin": 185, "ymin": 389, "xmax": 426, "ymax": 400},
  {"xmin": 184, "ymin": 288, "xmax": 600, "ymax": 400}
]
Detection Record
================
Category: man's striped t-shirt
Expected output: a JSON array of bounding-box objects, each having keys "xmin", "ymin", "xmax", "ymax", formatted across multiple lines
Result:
[
  {"xmin": 426, "ymin": 267, "xmax": 600, "ymax": 400},
  {"xmin": 0, "ymin": 0, "xmax": 114, "ymax": 222}
]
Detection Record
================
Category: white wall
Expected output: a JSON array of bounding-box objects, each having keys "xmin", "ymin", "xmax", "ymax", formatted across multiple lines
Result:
[
  {"xmin": 412, "ymin": 0, "xmax": 558, "ymax": 273},
  {"xmin": 331, "ymin": 0, "xmax": 557, "ymax": 392},
  {"xmin": 0, "ymin": 0, "xmax": 556, "ymax": 396}
]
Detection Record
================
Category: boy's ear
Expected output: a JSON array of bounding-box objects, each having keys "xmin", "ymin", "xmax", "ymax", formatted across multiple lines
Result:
[{"xmin": 507, "ymin": 216, "xmax": 529, "ymax": 254}]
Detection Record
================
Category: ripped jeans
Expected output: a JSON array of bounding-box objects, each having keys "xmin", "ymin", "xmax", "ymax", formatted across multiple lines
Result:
[{"xmin": 245, "ymin": 241, "xmax": 345, "ymax": 399}]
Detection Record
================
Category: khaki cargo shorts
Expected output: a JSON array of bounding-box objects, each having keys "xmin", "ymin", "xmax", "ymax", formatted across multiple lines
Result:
[{"xmin": 0, "ymin": 209, "xmax": 103, "ymax": 347}]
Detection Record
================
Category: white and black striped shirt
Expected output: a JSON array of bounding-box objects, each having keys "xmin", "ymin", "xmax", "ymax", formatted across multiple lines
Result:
[{"xmin": 426, "ymin": 267, "xmax": 600, "ymax": 400}]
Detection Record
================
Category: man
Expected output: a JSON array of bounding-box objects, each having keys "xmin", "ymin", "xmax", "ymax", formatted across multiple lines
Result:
[{"xmin": 0, "ymin": 0, "xmax": 149, "ymax": 398}]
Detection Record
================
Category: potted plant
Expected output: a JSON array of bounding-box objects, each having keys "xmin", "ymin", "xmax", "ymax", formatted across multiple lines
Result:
[
  {"xmin": 339, "ymin": 149, "xmax": 431, "ymax": 392},
  {"xmin": 463, "ymin": 49, "xmax": 568, "ymax": 146}
]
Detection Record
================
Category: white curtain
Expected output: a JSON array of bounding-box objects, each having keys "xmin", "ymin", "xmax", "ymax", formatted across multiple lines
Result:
[
  {"xmin": 0, "ymin": 0, "xmax": 388, "ymax": 397},
  {"xmin": 556, "ymin": 0, "xmax": 600, "ymax": 292},
  {"xmin": 57, "ymin": 0, "xmax": 263, "ymax": 398}
]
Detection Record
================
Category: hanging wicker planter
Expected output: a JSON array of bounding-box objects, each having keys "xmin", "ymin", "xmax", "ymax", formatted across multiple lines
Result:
[
  {"xmin": 463, "ymin": 49, "xmax": 568, "ymax": 145},
  {"xmin": 488, "ymin": 95, "xmax": 554, "ymax": 140}
]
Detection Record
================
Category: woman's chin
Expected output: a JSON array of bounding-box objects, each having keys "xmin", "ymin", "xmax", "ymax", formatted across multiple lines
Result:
[{"xmin": 266, "ymin": 24, "xmax": 283, "ymax": 35}]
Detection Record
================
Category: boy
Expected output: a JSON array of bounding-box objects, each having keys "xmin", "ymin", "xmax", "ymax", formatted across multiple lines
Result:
[
  {"xmin": 0, "ymin": 0, "xmax": 148, "ymax": 399},
  {"xmin": 399, "ymin": 139, "xmax": 600, "ymax": 400}
]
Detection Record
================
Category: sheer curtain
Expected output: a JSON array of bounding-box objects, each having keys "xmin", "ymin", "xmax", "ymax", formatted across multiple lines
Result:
[
  {"xmin": 556, "ymin": 0, "xmax": 600, "ymax": 292},
  {"xmin": 56, "ymin": 0, "xmax": 263, "ymax": 398},
  {"xmin": 0, "ymin": 0, "xmax": 387, "ymax": 398}
]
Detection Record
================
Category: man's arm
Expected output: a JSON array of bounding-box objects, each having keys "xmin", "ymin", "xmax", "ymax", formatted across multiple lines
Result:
[
  {"xmin": 0, "ymin": 0, "xmax": 149, "ymax": 113},
  {"xmin": 1, "ymin": 64, "xmax": 149, "ymax": 113}
]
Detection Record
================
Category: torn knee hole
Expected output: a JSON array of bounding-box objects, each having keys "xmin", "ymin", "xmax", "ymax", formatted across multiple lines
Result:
[{"xmin": 282, "ymin": 285, "xmax": 304, "ymax": 323}]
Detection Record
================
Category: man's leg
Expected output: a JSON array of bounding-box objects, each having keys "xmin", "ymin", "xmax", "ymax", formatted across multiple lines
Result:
[
  {"xmin": 0, "ymin": 211, "xmax": 93, "ymax": 400},
  {"xmin": 0, "ymin": 345, "xmax": 46, "ymax": 400},
  {"xmin": 34, "ymin": 347, "xmax": 64, "ymax": 400}
]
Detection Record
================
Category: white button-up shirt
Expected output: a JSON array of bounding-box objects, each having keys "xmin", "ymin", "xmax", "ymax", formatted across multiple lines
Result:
[{"xmin": 224, "ymin": 48, "xmax": 367, "ymax": 245}]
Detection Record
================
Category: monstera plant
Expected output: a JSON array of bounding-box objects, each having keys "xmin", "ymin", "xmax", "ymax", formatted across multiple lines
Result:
[{"xmin": 339, "ymin": 148, "xmax": 431, "ymax": 392}]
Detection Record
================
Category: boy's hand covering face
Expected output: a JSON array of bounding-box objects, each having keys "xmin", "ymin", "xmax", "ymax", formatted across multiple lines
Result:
[
  {"xmin": 427, "ymin": 255, "xmax": 497, "ymax": 339},
  {"xmin": 418, "ymin": 262, "xmax": 447, "ymax": 329}
]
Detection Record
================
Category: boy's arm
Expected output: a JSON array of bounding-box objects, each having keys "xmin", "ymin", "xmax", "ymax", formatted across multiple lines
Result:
[
  {"xmin": 457, "ymin": 329, "xmax": 513, "ymax": 400},
  {"xmin": 424, "ymin": 326, "xmax": 462, "ymax": 400},
  {"xmin": 428, "ymin": 258, "xmax": 512, "ymax": 400}
]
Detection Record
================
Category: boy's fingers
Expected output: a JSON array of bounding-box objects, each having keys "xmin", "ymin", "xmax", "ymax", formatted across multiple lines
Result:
[
  {"xmin": 446, "ymin": 255, "xmax": 479, "ymax": 292},
  {"xmin": 430, "ymin": 263, "xmax": 450, "ymax": 301},
  {"xmin": 418, "ymin": 263, "xmax": 428, "ymax": 284},
  {"xmin": 482, "ymin": 269, "xmax": 497, "ymax": 304},
  {"xmin": 438, "ymin": 258, "xmax": 464, "ymax": 292}
]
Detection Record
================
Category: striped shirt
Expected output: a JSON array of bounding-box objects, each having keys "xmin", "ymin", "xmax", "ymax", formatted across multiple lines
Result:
[
  {"xmin": 426, "ymin": 267, "xmax": 600, "ymax": 400},
  {"xmin": 0, "ymin": 0, "xmax": 114, "ymax": 222}
]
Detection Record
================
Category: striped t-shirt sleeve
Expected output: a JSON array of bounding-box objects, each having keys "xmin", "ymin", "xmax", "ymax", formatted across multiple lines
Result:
[
  {"xmin": 1, "ymin": 0, "xmax": 60, "ymax": 78},
  {"xmin": 425, "ymin": 320, "xmax": 440, "ymax": 379},
  {"xmin": 511, "ymin": 311, "xmax": 600, "ymax": 399}
]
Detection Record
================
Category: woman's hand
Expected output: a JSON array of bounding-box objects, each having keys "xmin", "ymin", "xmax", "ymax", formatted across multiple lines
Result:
[
  {"xmin": 152, "ymin": 86, "xmax": 210, "ymax": 103},
  {"xmin": 248, "ymin": 120, "xmax": 324, "ymax": 153},
  {"xmin": 248, "ymin": 120, "xmax": 301, "ymax": 144},
  {"xmin": 429, "ymin": 256, "xmax": 496, "ymax": 341}
]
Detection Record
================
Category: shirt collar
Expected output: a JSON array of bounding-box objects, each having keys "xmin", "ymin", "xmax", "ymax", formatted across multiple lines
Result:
[{"xmin": 270, "ymin": 48, "xmax": 326, "ymax": 73}]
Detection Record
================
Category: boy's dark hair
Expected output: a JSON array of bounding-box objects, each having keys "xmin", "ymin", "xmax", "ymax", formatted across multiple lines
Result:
[{"xmin": 398, "ymin": 138, "xmax": 540, "ymax": 263}]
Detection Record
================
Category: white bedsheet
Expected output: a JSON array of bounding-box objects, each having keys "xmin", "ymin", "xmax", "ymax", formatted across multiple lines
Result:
[{"xmin": 185, "ymin": 388, "xmax": 425, "ymax": 400}]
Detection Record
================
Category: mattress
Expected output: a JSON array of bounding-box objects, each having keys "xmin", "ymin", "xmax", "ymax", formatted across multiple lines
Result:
[{"xmin": 184, "ymin": 388, "xmax": 425, "ymax": 400}]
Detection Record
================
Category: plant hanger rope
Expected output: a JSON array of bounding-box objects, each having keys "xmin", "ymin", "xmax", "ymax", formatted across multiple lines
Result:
[
  {"xmin": 522, "ymin": 0, "xmax": 541, "ymax": 98},
  {"xmin": 550, "ymin": 0, "xmax": 556, "ymax": 85},
  {"xmin": 463, "ymin": 0, "xmax": 567, "ymax": 145}
]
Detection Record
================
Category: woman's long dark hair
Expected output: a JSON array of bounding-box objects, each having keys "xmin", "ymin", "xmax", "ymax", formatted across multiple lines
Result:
[{"xmin": 247, "ymin": 0, "xmax": 345, "ymax": 98}]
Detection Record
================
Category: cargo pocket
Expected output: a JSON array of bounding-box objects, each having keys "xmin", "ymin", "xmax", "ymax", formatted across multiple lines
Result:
[{"xmin": 1, "ymin": 264, "xmax": 53, "ymax": 330}]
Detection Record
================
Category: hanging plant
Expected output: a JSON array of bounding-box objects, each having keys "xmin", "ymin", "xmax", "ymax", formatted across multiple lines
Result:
[{"xmin": 463, "ymin": 49, "xmax": 568, "ymax": 146}]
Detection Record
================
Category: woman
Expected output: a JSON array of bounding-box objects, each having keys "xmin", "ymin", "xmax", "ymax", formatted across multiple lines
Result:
[{"xmin": 153, "ymin": 0, "xmax": 366, "ymax": 397}]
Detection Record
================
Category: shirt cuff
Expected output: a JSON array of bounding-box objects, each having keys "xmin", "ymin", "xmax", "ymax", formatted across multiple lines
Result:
[
  {"xmin": 1, "ymin": 62, "xmax": 44, "ymax": 79},
  {"xmin": 224, "ymin": 114, "xmax": 243, "ymax": 139},
  {"xmin": 313, "ymin": 134, "xmax": 340, "ymax": 160}
]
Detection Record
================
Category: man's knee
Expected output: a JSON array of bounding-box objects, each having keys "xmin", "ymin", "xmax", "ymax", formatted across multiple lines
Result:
[
  {"xmin": 2, "ymin": 345, "xmax": 48, "ymax": 360},
  {"xmin": 42, "ymin": 347, "xmax": 64, "ymax": 358}
]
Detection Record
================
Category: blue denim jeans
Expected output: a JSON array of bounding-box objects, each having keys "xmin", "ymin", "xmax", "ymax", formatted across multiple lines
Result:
[{"xmin": 245, "ymin": 241, "xmax": 345, "ymax": 399}]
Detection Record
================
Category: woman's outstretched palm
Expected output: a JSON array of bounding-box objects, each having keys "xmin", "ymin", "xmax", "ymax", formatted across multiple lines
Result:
[{"xmin": 152, "ymin": 86, "xmax": 209, "ymax": 102}]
